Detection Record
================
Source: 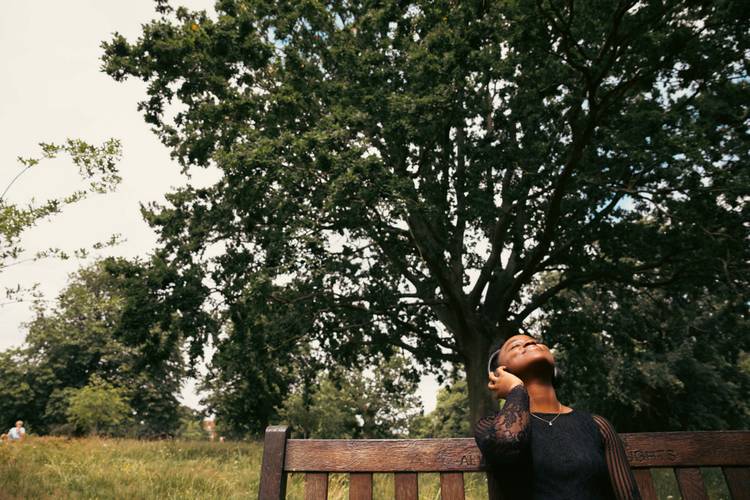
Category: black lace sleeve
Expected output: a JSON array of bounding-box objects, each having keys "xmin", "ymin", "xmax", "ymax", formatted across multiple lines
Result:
[
  {"xmin": 592, "ymin": 415, "xmax": 642, "ymax": 500},
  {"xmin": 473, "ymin": 385, "xmax": 531, "ymax": 465}
]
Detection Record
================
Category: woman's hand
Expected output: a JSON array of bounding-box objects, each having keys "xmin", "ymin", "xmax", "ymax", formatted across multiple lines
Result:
[{"xmin": 488, "ymin": 366, "xmax": 523, "ymax": 399}]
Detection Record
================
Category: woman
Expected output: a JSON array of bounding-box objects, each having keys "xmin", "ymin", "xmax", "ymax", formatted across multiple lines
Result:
[
  {"xmin": 7, "ymin": 420, "xmax": 26, "ymax": 442},
  {"xmin": 474, "ymin": 334, "xmax": 640, "ymax": 500}
]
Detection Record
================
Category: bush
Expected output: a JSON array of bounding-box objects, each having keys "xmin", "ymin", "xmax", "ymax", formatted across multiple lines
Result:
[{"xmin": 66, "ymin": 377, "xmax": 132, "ymax": 436}]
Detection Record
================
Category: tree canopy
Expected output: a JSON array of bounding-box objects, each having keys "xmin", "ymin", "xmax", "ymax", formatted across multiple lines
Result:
[{"xmin": 103, "ymin": 0, "xmax": 750, "ymax": 423}]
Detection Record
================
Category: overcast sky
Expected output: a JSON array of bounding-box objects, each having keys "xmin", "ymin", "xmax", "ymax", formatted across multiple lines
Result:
[{"xmin": 0, "ymin": 0, "xmax": 439, "ymax": 412}]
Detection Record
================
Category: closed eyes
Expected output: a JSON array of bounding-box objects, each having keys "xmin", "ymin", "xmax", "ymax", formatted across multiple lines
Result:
[{"xmin": 510, "ymin": 340, "xmax": 543, "ymax": 350}]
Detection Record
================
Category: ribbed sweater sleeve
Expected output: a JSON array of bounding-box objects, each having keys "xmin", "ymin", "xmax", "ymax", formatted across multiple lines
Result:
[
  {"xmin": 473, "ymin": 385, "xmax": 531, "ymax": 465},
  {"xmin": 592, "ymin": 414, "xmax": 642, "ymax": 500}
]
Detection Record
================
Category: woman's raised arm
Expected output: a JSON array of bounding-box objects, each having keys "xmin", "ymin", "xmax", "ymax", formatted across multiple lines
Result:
[{"xmin": 474, "ymin": 384, "xmax": 532, "ymax": 465}]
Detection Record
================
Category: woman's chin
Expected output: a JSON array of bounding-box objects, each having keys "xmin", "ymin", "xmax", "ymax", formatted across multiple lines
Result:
[{"xmin": 516, "ymin": 354, "xmax": 555, "ymax": 377}]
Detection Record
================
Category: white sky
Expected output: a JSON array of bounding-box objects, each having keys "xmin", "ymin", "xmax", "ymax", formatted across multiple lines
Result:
[{"xmin": 0, "ymin": 0, "xmax": 439, "ymax": 413}]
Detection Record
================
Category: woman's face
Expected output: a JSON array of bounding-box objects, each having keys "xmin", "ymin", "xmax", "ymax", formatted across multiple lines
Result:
[{"xmin": 497, "ymin": 335, "xmax": 555, "ymax": 376}]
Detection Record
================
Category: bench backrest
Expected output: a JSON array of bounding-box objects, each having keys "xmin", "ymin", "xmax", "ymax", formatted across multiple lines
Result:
[{"xmin": 258, "ymin": 426, "xmax": 750, "ymax": 499}]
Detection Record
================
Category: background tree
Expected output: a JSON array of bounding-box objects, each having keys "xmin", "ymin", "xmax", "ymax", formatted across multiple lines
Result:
[
  {"xmin": 176, "ymin": 406, "xmax": 209, "ymax": 440},
  {"xmin": 0, "ymin": 258, "xmax": 188, "ymax": 436},
  {"xmin": 410, "ymin": 379, "xmax": 471, "ymax": 438},
  {"xmin": 196, "ymin": 277, "xmax": 312, "ymax": 437},
  {"xmin": 65, "ymin": 377, "xmax": 133, "ymax": 436},
  {"xmin": 0, "ymin": 349, "xmax": 35, "ymax": 434},
  {"xmin": 103, "ymin": 0, "xmax": 750, "ymax": 423},
  {"xmin": 277, "ymin": 355, "xmax": 421, "ymax": 438}
]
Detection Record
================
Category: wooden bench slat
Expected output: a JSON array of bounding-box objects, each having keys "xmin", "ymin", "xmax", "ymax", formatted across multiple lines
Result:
[
  {"xmin": 284, "ymin": 432, "xmax": 750, "ymax": 472},
  {"xmin": 349, "ymin": 472, "xmax": 372, "ymax": 500},
  {"xmin": 258, "ymin": 426, "xmax": 291, "ymax": 500},
  {"xmin": 722, "ymin": 466, "xmax": 750, "ymax": 500},
  {"xmin": 621, "ymin": 431, "xmax": 750, "ymax": 467},
  {"xmin": 285, "ymin": 438, "xmax": 483, "ymax": 472},
  {"xmin": 394, "ymin": 472, "xmax": 418, "ymax": 500},
  {"xmin": 305, "ymin": 472, "xmax": 328, "ymax": 500},
  {"xmin": 632, "ymin": 469, "xmax": 657, "ymax": 500},
  {"xmin": 440, "ymin": 472, "xmax": 465, "ymax": 500},
  {"xmin": 675, "ymin": 467, "xmax": 709, "ymax": 500}
]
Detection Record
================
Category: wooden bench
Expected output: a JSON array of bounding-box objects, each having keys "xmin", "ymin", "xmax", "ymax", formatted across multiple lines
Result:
[{"xmin": 258, "ymin": 425, "xmax": 750, "ymax": 499}]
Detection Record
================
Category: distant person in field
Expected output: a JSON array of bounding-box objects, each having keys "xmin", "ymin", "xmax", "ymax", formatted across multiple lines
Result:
[{"xmin": 8, "ymin": 420, "xmax": 26, "ymax": 441}]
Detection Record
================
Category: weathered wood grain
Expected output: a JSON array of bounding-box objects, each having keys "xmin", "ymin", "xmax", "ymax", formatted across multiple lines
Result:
[
  {"xmin": 722, "ymin": 466, "xmax": 750, "ymax": 500},
  {"xmin": 675, "ymin": 467, "xmax": 709, "ymax": 500},
  {"xmin": 440, "ymin": 472, "xmax": 465, "ymax": 500},
  {"xmin": 258, "ymin": 426, "xmax": 291, "ymax": 500},
  {"xmin": 620, "ymin": 431, "xmax": 750, "ymax": 468},
  {"xmin": 285, "ymin": 438, "xmax": 483, "ymax": 472},
  {"xmin": 283, "ymin": 432, "xmax": 750, "ymax": 473},
  {"xmin": 394, "ymin": 472, "xmax": 418, "ymax": 500},
  {"xmin": 632, "ymin": 469, "xmax": 657, "ymax": 500},
  {"xmin": 349, "ymin": 472, "xmax": 372, "ymax": 500},
  {"xmin": 305, "ymin": 472, "xmax": 328, "ymax": 500}
]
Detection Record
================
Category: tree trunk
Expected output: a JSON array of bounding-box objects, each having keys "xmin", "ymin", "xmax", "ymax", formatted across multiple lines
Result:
[
  {"xmin": 463, "ymin": 335, "xmax": 497, "ymax": 429},
  {"xmin": 462, "ymin": 323, "xmax": 517, "ymax": 429}
]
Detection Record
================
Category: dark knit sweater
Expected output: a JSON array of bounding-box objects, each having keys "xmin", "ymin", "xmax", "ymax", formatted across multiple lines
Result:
[{"xmin": 474, "ymin": 385, "xmax": 641, "ymax": 500}]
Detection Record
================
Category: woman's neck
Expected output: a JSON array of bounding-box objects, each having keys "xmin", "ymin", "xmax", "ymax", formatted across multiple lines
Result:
[{"xmin": 524, "ymin": 378, "xmax": 562, "ymax": 413}]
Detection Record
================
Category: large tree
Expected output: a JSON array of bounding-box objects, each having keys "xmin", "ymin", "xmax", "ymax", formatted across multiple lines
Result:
[{"xmin": 102, "ymin": 0, "xmax": 750, "ymax": 422}]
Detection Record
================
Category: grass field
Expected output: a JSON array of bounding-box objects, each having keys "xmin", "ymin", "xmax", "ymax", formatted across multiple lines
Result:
[
  {"xmin": 0, "ymin": 437, "xmax": 489, "ymax": 499},
  {"xmin": 0, "ymin": 437, "xmax": 732, "ymax": 499}
]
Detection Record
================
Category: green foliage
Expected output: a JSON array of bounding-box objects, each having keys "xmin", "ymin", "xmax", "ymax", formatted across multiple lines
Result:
[
  {"xmin": 410, "ymin": 379, "xmax": 471, "ymax": 438},
  {"xmin": 197, "ymin": 277, "xmax": 310, "ymax": 437},
  {"xmin": 0, "ymin": 349, "xmax": 35, "ymax": 432},
  {"xmin": 0, "ymin": 259, "xmax": 186, "ymax": 436},
  {"xmin": 102, "ymin": 0, "xmax": 750, "ymax": 423},
  {"xmin": 540, "ymin": 279, "xmax": 750, "ymax": 432},
  {"xmin": 175, "ymin": 405, "xmax": 209, "ymax": 440},
  {"xmin": 277, "ymin": 355, "xmax": 422, "ymax": 438},
  {"xmin": 0, "ymin": 139, "xmax": 122, "ymax": 303},
  {"xmin": 65, "ymin": 377, "xmax": 132, "ymax": 436}
]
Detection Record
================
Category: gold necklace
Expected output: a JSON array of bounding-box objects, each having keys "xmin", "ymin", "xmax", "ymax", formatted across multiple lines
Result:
[{"xmin": 530, "ymin": 403, "xmax": 562, "ymax": 426}]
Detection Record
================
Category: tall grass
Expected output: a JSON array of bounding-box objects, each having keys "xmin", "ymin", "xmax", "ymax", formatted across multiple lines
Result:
[
  {"xmin": 0, "ymin": 438, "xmax": 493, "ymax": 499},
  {"xmin": 0, "ymin": 437, "xmax": 263, "ymax": 499}
]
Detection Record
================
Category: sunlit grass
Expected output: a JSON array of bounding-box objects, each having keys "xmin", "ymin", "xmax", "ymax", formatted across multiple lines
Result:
[
  {"xmin": 0, "ymin": 437, "xmax": 263, "ymax": 499},
  {"xmin": 0, "ymin": 437, "xmax": 492, "ymax": 499}
]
